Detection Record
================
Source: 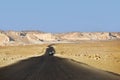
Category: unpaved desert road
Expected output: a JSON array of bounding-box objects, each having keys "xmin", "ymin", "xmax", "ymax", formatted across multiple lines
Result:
[{"xmin": 0, "ymin": 55, "xmax": 120, "ymax": 80}]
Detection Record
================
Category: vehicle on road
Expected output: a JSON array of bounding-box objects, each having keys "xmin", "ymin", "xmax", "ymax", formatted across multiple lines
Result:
[{"xmin": 45, "ymin": 44, "xmax": 56, "ymax": 56}]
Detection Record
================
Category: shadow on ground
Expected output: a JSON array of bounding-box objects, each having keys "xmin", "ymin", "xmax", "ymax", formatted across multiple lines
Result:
[{"xmin": 0, "ymin": 55, "xmax": 120, "ymax": 80}]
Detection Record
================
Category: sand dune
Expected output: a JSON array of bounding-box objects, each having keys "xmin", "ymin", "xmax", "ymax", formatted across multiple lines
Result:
[{"xmin": 0, "ymin": 55, "xmax": 120, "ymax": 80}]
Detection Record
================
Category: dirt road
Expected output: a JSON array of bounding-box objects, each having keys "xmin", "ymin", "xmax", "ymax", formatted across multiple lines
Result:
[{"xmin": 0, "ymin": 55, "xmax": 120, "ymax": 80}]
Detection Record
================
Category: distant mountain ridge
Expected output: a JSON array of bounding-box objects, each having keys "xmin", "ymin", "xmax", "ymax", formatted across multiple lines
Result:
[{"xmin": 0, "ymin": 30, "xmax": 120, "ymax": 46}]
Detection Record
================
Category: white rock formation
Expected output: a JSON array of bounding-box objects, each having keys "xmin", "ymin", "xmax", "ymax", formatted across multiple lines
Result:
[
  {"xmin": 0, "ymin": 30, "xmax": 120, "ymax": 46},
  {"xmin": 0, "ymin": 33, "xmax": 9, "ymax": 45}
]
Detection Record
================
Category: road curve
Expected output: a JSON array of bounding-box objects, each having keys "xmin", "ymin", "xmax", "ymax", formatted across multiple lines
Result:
[{"xmin": 0, "ymin": 55, "xmax": 120, "ymax": 80}]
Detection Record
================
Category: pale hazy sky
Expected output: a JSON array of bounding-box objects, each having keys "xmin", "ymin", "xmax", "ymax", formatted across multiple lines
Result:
[{"xmin": 0, "ymin": 0, "xmax": 120, "ymax": 32}]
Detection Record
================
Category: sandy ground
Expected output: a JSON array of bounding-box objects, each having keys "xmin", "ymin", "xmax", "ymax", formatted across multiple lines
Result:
[
  {"xmin": 0, "ymin": 55, "xmax": 120, "ymax": 80},
  {"xmin": 0, "ymin": 40, "xmax": 120, "ymax": 80},
  {"xmin": 55, "ymin": 40, "xmax": 120, "ymax": 74}
]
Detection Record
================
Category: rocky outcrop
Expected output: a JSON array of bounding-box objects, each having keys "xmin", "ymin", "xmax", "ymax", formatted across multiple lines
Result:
[
  {"xmin": 0, "ymin": 32, "xmax": 9, "ymax": 45},
  {"xmin": 0, "ymin": 30, "xmax": 120, "ymax": 46},
  {"xmin": 26, "ymin": 32, "xmax": 56, "ymax": 44},
  {"xmin": 55, "ymin": 32, "xmax": 120, "ymax": 41}
]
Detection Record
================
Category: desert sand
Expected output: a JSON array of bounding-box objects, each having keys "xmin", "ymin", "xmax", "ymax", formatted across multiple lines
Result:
[{"xmin": 0, "ymin": 40, "xmax": 120, "ymax": 80}]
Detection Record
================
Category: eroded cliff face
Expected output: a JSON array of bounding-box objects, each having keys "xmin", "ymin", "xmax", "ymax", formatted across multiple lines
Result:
[
  {"xmin": 0, "ymin": 32, "xmax": 9, "ymax": 46},
  {"xmin": 55, "ymin": 32, "xmax": 120, "ymax": 41},
  {"xmin": 26, "ymin": 32, "xmax": 56, "ymax": 43},
  {"xmin": 0, "ymin": 30, "xmax": 120, "ymax": 46}
]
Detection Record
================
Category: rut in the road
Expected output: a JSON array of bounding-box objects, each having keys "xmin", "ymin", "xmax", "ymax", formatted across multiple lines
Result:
[{"xmin": 0, "ymin": 55, "xmax": 120, "ymax": 80}]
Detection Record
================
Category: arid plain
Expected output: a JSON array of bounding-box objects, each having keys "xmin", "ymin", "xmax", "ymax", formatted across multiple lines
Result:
[{"xmin": 0, "ymin": 40, "xmax": 120, "ymax": 80}]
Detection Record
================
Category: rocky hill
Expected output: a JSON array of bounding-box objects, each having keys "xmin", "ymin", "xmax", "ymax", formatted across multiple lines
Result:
[{"xmin": 0, "ymin": 30, "xmax": 120, "ymax": 46}]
